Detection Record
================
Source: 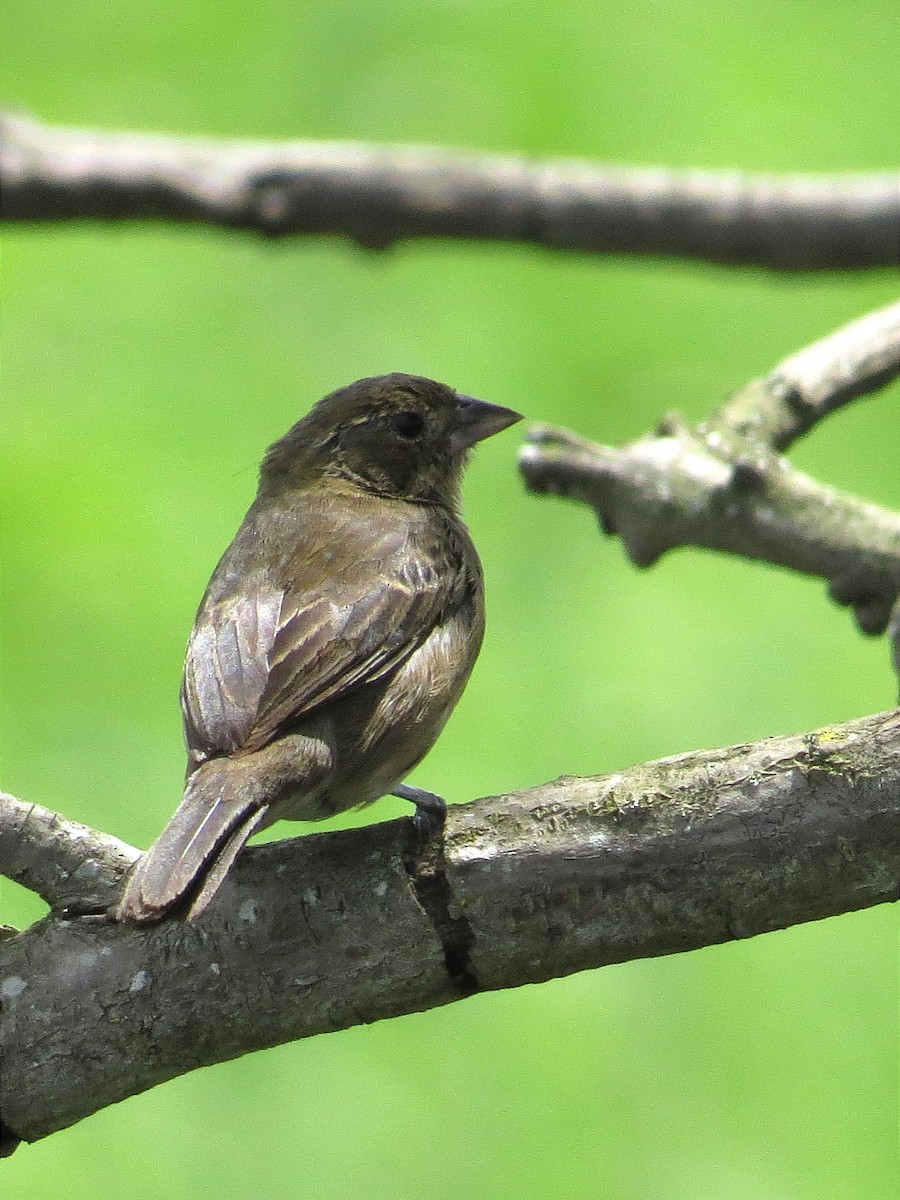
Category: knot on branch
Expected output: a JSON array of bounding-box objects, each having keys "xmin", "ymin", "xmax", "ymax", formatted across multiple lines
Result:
[{"xmin": 520, "ymin": 419, "xmax": 786, "ymax": 571}]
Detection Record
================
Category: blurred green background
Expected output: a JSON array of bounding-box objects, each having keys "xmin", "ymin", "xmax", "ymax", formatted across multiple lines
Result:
[{"xmin": 2, "ymin": 2, "xmax": 898, "ymax": 1197}]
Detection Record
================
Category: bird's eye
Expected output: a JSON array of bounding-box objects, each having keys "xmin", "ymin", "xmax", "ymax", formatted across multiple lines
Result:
[{"xmin": 391, "ymin": 411, "xmax": 425, "ymax": 439}]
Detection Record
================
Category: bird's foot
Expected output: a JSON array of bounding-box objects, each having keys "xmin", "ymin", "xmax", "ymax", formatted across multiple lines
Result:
[{"xmin": 392, "ymin": 783, "xmax": 447, "ymax": 836}]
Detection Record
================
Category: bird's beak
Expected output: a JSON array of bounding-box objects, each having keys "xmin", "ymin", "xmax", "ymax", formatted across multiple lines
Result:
[{"xmin": 451, "ymin": 394, "xmax": 523, "ymax": 453}]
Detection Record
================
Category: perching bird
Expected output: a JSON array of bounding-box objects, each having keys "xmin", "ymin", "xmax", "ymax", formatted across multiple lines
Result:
[{"xmin": 117, "ymin": 373, "xmax": 521, "ymax": 923}]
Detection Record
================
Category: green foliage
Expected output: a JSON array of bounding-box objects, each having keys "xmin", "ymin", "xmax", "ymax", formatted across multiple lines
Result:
[{"xmin": 2, "ymin": 2, "xmax": 897, "ymax": 1196}]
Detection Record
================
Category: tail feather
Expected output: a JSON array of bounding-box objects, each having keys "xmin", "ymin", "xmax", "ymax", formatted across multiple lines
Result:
[
  {"xmin": 185, "ymin": 806, "xmax": 270, "ymax": 921},
  {"xmin": 116, "ymin": 761, "xmax": 268, "ymax": 923}
]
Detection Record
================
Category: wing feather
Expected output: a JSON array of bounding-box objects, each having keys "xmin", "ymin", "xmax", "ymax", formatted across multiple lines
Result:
[{"xmin": 181, "ymin": 508, "xmax": 453, "ymax": 762}]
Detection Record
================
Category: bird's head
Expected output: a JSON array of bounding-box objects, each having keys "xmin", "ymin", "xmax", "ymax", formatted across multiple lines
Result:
[{"xmin": 260, "ymin": 373, "xmax": 522, "ymax": 507}]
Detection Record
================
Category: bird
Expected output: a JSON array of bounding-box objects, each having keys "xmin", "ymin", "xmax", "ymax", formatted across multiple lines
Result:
[{"xmin": 116, "ymin": 373, "xmax": 521, "ymax": 923}]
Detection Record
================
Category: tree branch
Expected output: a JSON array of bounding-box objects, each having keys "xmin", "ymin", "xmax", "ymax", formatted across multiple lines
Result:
[
  {"xmin": 1, "ymin": 709, "xmax": 898, "ymax": 1147},
  {"xmin": 520, "ymin": 300, "xmax": 900, "ymax": 640},
  {"xmin": 0, "ymin": 791, "xmax": 138, "ymax": 913},
  {"xmin": 2, "ymin": 113, "xmax": 898, "ymax": 270},
  {"xmin": 4, "ymin": 114, "xmax": 899, "ymax": 1157},
  {"xmin": 710, "ymin": 298, "xmax": 900, "ymax": 451}
]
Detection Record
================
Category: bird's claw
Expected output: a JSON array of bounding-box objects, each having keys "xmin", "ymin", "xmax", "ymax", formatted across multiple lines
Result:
[{"xmin": 392, "ymin": 783, "xmax": 447, "ymax": 837}]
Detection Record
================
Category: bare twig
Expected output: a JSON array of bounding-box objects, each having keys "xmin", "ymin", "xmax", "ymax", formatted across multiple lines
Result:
[
  {"xmin": 2, "ymin": 113, "xmax": 898, "ymax": 270},
  {"xmin": 710, "ymin": 298, "xmax": 900, "ymax": 450},
  {"xmin": 1, "ymin": 708, "xmax": 898, "ymax": 1146},
  {"xmin": 0, "ymin": 791, "xmax": 138, "ymax": 912},
  {"xmin": 520, "ymin": 301, "xmax": 900, "ymax": 639}
]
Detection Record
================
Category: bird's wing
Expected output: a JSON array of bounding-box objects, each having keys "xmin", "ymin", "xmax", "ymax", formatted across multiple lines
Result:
[{"xmin": 181, "ymin": 518, "xmax": 454, "ymax": 762}]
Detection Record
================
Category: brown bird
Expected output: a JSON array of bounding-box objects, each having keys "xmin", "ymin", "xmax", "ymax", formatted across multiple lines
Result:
[{"xmin": 117, "ymin": 373, "xmax": 521, "ymax": 923}]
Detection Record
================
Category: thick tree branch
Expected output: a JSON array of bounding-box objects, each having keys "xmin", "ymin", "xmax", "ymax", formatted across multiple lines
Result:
[
  {"xmin": 2, "ymin": 113, "xmax": 898, "ymax": 270},
  {"xmin": 1, "ymin": 709, "xmax": 898, "ymax": 1147},
  {"xmin": 520, "ymin": 300, "xmax": 900, "ymax": 640}
]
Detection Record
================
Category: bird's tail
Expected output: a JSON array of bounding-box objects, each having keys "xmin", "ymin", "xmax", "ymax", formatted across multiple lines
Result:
[{"xmin": 116, "ymin": 758, "xmax": 269, "ymax": 924}]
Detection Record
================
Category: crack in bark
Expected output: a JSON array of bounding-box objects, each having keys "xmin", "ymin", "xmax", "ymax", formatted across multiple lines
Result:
[{"xmin": 403, "ymin": 815, "xmax": 479, "ymax": 996}]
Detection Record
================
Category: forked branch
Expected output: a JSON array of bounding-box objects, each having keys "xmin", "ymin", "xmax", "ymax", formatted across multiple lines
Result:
[{"xmin": 520, "ymin": 299, "xmax": 900, "ymax": 641}]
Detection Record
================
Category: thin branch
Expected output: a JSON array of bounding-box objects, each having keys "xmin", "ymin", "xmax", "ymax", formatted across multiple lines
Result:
[
  {"xmin": 2, "ymin": 113, "xmax": 898, "ymax": 270},
  {"xmin": 520, "ymin": 301, "xmax": 900, "ymax": 639},
  {"xmin": 0, "ymin": 791, "xmax": 138, "ymax": 912},
  {"xmin": 710, "ymin": 298, "xmax": 900, "ymax": 450},
  {"xmin": 1, "ymin": 708, "xmax": 898, "ymax": 1147}
]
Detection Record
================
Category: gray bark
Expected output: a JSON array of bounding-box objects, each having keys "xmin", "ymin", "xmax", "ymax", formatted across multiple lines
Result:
[
  {"xmin": 520, "ymin": 299, "xmax": 900, "ymax": 639},
  {"xmin": 3, "ymin": 131, "xmax": 899, "ymax": 1155},
  {"xmin": 2, "ymin": 112, "xmax": 898, "ymax": 270},
  {"xmin": 2, "ymin": 708, "xmax": 898, "ymax": 1146}
]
